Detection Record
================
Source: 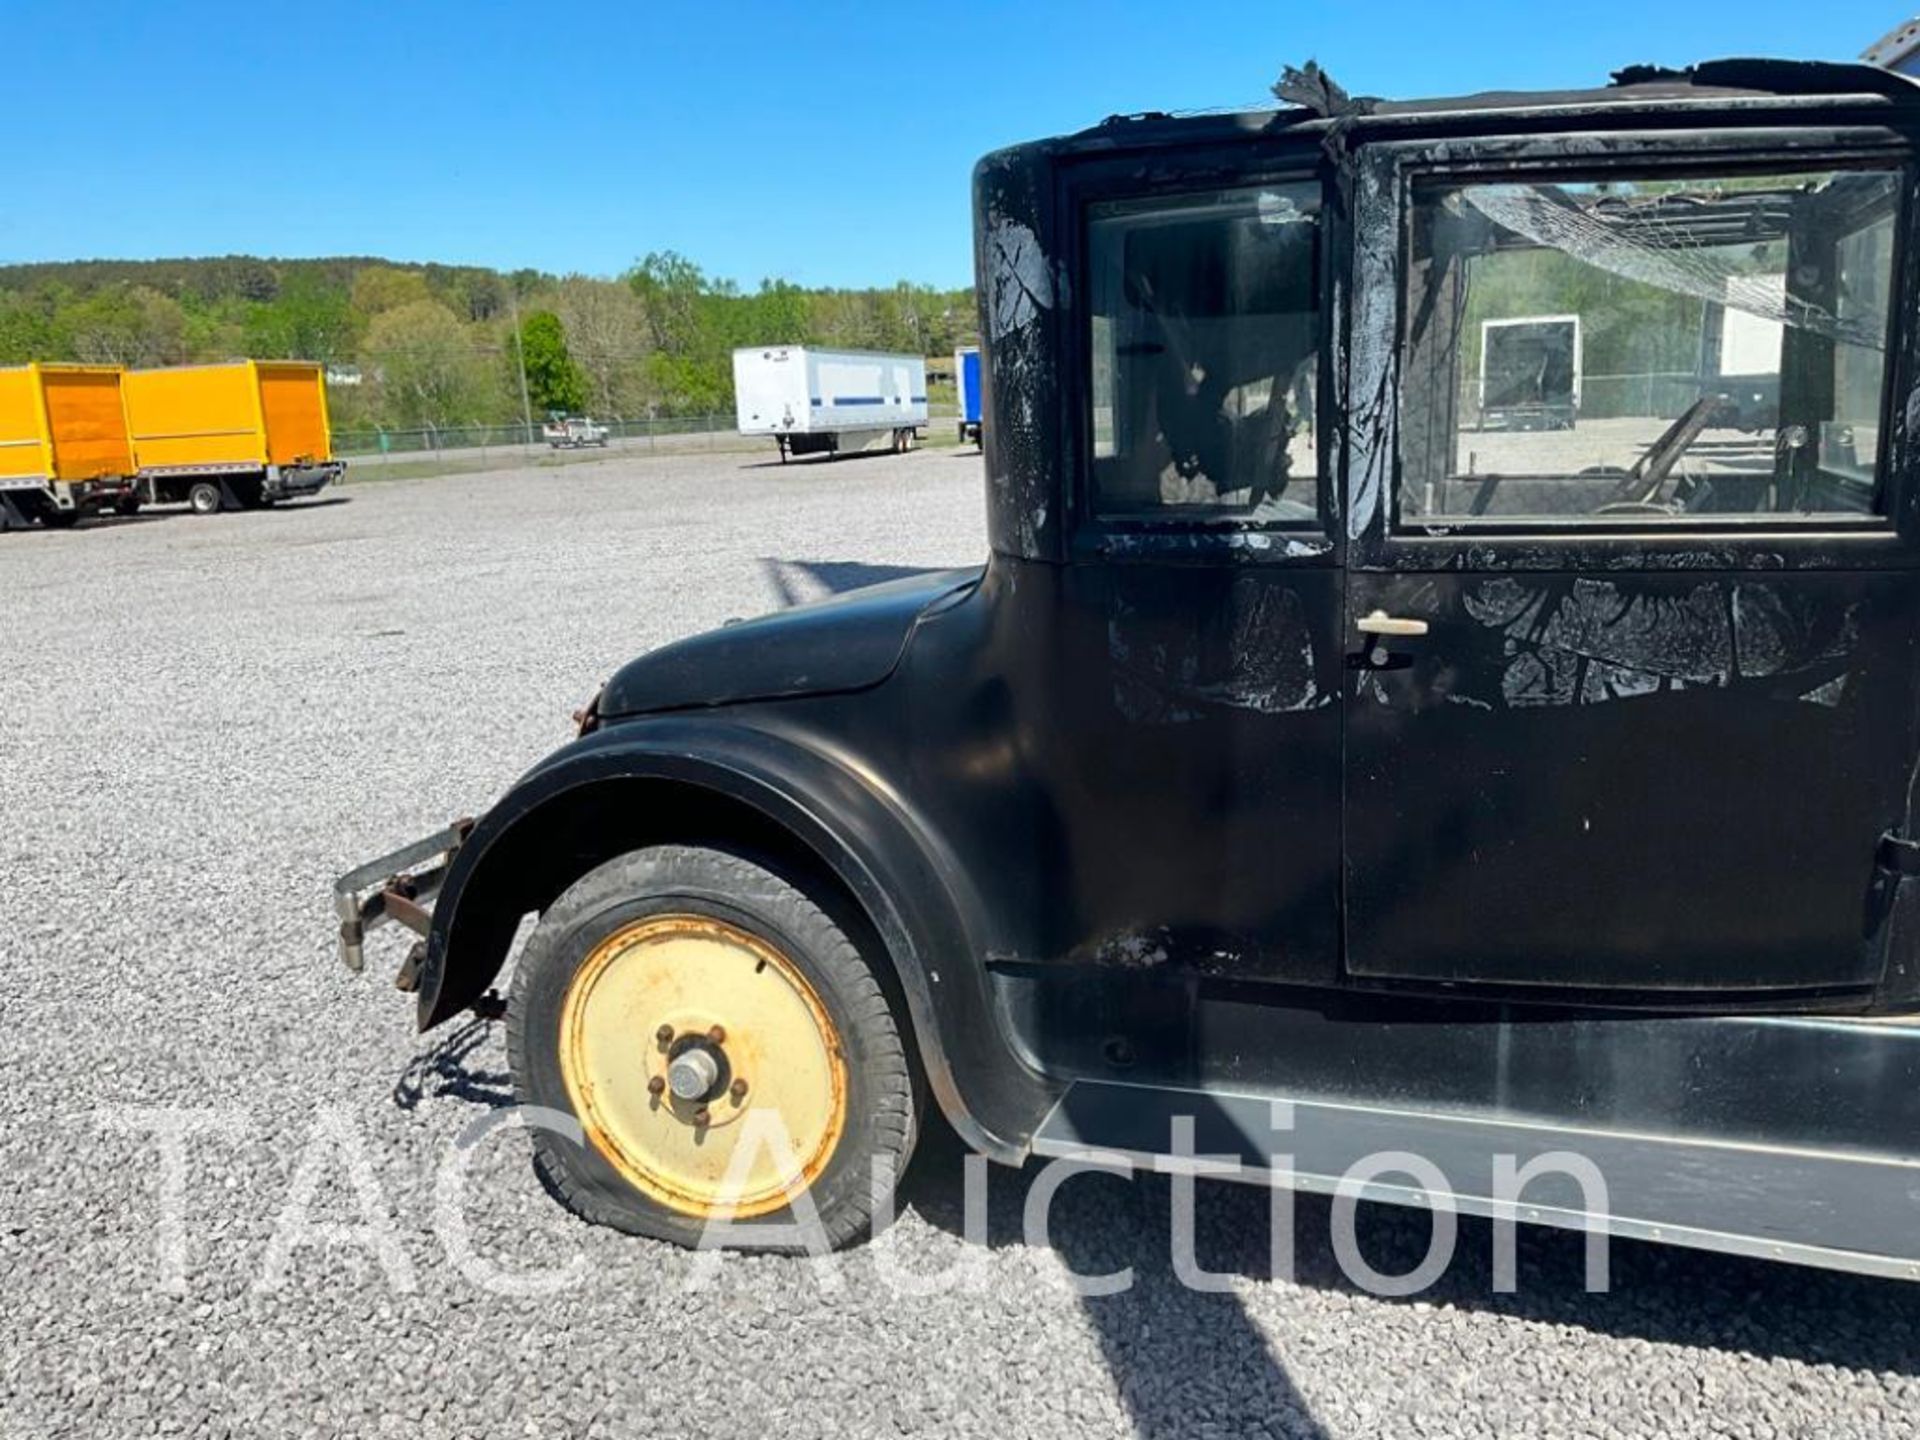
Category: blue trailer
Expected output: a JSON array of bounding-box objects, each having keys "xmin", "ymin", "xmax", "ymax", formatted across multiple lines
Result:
[{"xmin": 955, "ymin": 345, "xmax": 982, "ymax": 446}]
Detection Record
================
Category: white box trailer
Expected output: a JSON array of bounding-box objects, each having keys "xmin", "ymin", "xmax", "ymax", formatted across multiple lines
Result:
[
  {"xmin": 733, "ymin": 346, "xmax": 928, "ymax": 461},
  {"xmin": 1479, "ymin": 314, "xmax": 1581, "ymax": 430}
]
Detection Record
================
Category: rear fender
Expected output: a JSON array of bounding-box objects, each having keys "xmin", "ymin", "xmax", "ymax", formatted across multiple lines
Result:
[{"xmin": 417, "ymin": 716, "xmax": 1056, "ymax": 1162}]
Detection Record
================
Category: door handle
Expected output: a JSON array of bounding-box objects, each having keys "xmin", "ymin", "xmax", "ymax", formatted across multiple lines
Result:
[{"xmin": 1356, "ymin": 609, "xmax": 1429, "ymax": 638}]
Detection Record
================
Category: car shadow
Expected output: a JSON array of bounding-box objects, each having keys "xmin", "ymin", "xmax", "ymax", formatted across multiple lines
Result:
[
  {"xmin": 899, "ymin": 1117, "xmax": 1332, "ymax": 1438},
  {"xmin": 896, "ymin": 1113, "xmax": 1920, "ymax": 1410},
  {"xmin": 759, "ymin": 558, "xmax": 949, "ymax": 608},
  {"xmin": 391, "ymin": 1016, "xmax": 513, "ymax": 1112},
  {"xmin": 391, "ymin": 1033, "xmax": 1920, "ymax": 1428}
]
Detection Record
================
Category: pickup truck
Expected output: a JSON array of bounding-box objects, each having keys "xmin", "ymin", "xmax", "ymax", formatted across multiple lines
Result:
[{"xmin": 542, "ymin": 417, "xmax": 609, "ymax": 449}]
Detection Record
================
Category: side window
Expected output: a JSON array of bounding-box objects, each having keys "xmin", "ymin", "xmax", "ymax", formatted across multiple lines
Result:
[
  {"xmin": 1088, "ymin": 183, "xmax": 1321, "ymax": 521},
  {"xmin": 1398, "ymin": 165, "xmax": 1902, "ymax": 527}
]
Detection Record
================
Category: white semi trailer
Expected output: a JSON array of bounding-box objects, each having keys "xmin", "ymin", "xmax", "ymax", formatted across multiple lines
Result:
[{"xmin": 733, "ymin": 346, "xmax": 927, "ymax": 461}]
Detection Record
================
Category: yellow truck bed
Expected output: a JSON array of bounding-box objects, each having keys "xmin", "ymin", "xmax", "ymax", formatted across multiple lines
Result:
[
  {"xmin": 0, "ymin": 364, "xmax": 134, "ymax": 484},
  {"xmin": 123, "ymin": 361, "xmax": 334, "ymax": 473}
]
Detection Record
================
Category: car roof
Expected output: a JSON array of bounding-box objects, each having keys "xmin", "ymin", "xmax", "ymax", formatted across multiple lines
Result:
[{"xmin": 1050, "ymin": 58, "xmax": 1920, "ymax": 154}]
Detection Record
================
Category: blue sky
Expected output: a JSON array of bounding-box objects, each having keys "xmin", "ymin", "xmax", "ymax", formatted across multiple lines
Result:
[{"xmin": 1, "ymin": 1, "xmax": 1898, "ymax": 288}]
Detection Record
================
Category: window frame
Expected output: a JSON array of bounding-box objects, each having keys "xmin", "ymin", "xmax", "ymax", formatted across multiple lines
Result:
[
  {"xmin": 1346, "ymin": 124, "xmax": 1920, "ymax": 575},
  {"xmin": 1059, "ymin": 143, "xmax": 1341, "ymax": 566}
]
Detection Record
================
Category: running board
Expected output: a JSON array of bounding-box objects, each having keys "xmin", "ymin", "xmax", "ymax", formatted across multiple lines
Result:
[{"xmin": 1030, "ymin": 1080, "xmax": 1920, "ymax": 1282}]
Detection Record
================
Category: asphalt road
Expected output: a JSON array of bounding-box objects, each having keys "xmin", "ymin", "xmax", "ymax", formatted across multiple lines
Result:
[{"xmin": 3, "ymin": 448, "xmax": 1918, "ymax": 1439}]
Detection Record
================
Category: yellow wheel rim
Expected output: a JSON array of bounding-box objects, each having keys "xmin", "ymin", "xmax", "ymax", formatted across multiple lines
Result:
[{"xmin": 559, "ymin": 914, "xmax": 846, "ymax": 1219}]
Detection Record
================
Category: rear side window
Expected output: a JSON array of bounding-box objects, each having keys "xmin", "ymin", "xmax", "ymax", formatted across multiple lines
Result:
[
  {"xmin": 1088, "ymin": 183, "xmax": 1322, "ymax": 521},
  {"xmin": 1398, "ymin": 165, "xmax": 1902, "ymax": 528}
]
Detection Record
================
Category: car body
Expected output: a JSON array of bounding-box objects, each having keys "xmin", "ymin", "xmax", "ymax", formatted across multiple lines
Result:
[
  {"xmin": 542, "ymin": 416, "xmax": 610, "ymax": 449},
  {"xmin": 338, "ymin": 58, "xmax": 1920, "ymax": 1278}
]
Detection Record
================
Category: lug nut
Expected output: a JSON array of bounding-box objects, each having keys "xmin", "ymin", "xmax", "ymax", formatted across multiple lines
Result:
[
  {"xmin": 729, "ymin": 1078, "xmax": 748, "ymax": 1101},
  {"xmin": 707, "ymin": 1024, "xmax": 726, "ymax": 1044},
  {"xmin": 655, "ymin": 1024, "xmax": 674, "ymax": 1044},
  {"xmin": 647, "ymin": 1076, "xmax": 665, "ymax": 1097}
]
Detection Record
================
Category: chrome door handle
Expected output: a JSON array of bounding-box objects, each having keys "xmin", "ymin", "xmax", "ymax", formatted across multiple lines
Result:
[{"xmin": 1356, "ymin": 609, "xmax": 1429, "ymax": 638}]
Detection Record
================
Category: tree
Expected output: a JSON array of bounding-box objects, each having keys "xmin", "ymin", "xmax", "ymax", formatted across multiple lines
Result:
[
  {"xmin": 361, "ymin": 300, "xmax": 487, "ymax": 428},
  {"xmin": 550, "ymin": 276, "xmax": 650, "ymax": 417},
  {"xmin": 350, "ymin": 266, "xmax": 434, "ymax": 318},
  {"xmin": 628, "ymin": 250, "xmax": 709, "ymax": 352},
  {"xmin": 59, "ymin": 286, "xmax": 189, "ymax": 366},
  {"xmin": 515, "ymin": 309, "xmax": 588, "ymax": 414},
  {"xmin": 746, "ymin": 279, "xmax": 810, "ymax": 347},
  {"xmin": 244, "ymin": 273, "xmax": 356, "ymax": 361},
  {"xmin": 0, "ymin": 289, "xmax": 58, "ymax": 364},
  {"xmin": 441, "ymin": 268, "xmax": 509, "ymax": 323},
  {"xmin": 0, "ymin": 252, "xmax": 978, "ymax": 423}
]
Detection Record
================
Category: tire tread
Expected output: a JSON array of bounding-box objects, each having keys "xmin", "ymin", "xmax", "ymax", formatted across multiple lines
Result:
[{"xmin": 504, "ymin": 843, "xmax": 918, "ymax": 1250}]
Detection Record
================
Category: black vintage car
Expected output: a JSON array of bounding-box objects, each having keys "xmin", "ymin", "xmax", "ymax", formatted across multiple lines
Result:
[{"xmin": 339, "ymin": 59, "xmax": 1920, "ymax": 1276}]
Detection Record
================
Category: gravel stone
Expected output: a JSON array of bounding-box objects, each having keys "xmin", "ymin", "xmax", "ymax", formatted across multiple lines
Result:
[{"xmin": 3, "ymin": 448, "xmax": 1918, "ymax": 1438}]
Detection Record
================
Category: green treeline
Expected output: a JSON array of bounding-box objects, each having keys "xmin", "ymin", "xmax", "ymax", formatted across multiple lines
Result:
[{"xmin": 0, "ymin": 254, "xmax": 977, "ymax": 429}]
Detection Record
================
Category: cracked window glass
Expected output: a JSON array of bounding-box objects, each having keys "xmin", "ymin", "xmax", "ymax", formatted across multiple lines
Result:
[
  {"xmin": 1088, "ymin": 183, "xmax": 1321, "ymax": 520},
  {"xmin": 1398, "ymin": 165, "xmax": 1901, "ymax": 527}
]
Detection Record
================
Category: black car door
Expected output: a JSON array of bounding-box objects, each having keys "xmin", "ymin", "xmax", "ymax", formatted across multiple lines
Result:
[
  {"xmin": 1340, "ymin": 122, "xmax": 1920, "ymax": 998},
  {"xmin": 1039, "ymin": 158, "xmax": 1350, "ymax": 987}
]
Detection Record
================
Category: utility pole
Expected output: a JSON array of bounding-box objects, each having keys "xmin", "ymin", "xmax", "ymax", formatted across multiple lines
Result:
[{"xmin": 508, "ymin": 288, "xmax": 535, "ymax": 444}]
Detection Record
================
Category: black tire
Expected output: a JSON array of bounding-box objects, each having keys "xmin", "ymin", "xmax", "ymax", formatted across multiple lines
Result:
[
  {"xmin": 40, "ymin": 507, "xmax": 80, "ymax": 529},
  {"xmin": 506, "ymin": 844, "xmax": 919, "ymax": 1251},
  {"xmin": 114, "ymin": 495, "xmax": 142, "ymax": 517},
  {"xmin": 188, "ymin": 481, "xmax": 222, "ymax": 516}
]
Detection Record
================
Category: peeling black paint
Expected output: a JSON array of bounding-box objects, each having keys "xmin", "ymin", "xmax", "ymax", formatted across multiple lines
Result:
[
  {"xmin": 966, "ymin": 77, "xmax": 1920, "ymax": 1009},
  {"xmin": 1457, "ymin": 575, "xmax": 1858, "ymax": 707},
  {"xmin": 1109, "ymin": 577, "xmax": 1327, "ymax": 723},
  {"xmin": 974, "ymin": 147, "xmax": 1065, "ymax": 563}
]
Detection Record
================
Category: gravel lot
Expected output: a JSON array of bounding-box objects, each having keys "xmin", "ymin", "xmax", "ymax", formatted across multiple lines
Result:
[{"xmin": 4, "ymin": 447, "xmax": 1919, "ymax": 1439}]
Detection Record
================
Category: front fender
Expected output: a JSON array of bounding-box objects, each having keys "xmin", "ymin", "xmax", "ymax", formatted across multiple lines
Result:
[{"xmin": 418, "ymin": 715, "xmax": 1057, "ymax": 1162}]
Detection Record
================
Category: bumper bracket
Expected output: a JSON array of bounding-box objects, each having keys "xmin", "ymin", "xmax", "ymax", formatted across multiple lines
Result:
[{"xmin": 332, "ymin": 818, "xmax": 473, "ymax": 975}]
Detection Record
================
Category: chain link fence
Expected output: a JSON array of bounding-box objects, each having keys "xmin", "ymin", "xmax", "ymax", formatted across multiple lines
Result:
[
  {"xmin": 335, "ymin": 405, "xmax": 962, "ymax": 473},
  {"xmin": 1454, "ymin": 372, "xmax": 1761, "ymax": 430},
  {"xmin": 1577, "ymin": 373, "xmax": 1732, "ymax": 422}
]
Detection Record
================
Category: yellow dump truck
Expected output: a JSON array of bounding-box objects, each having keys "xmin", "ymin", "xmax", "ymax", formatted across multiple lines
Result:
[
  {"xmin": 122, "ymin": 361, "xmax": 343, "ymax": 515},
  {"xmin": 0, "ymin": 363, "xmax": 139, "ymax": 529}
]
